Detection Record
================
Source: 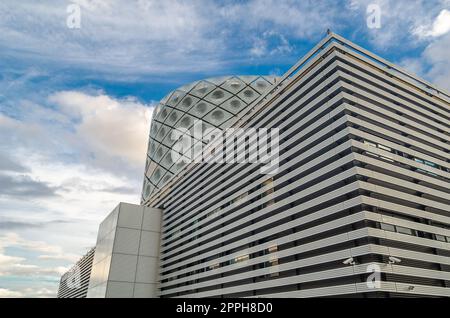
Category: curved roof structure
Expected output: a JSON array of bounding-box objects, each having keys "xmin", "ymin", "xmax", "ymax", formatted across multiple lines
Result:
[{"xmin": 142, "ymin": 75, "xmax": 278, "ymax": 202}]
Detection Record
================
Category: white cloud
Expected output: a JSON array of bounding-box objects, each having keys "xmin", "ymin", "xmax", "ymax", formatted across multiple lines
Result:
[
  {"xmin": 0, "ymin": 262, "xmax": 67, "ymax": 278},
  {"xmin": 221, "ymin": 0, "xmax": 337, "ymax": 38},
  {"xmin": 22, "ymin": 287, "xmax": 57, "ymax": 298},
  {"xmin": 414, "ymin": 9, "xmax": 450, "ymax": 38},
  {"xmin": 346, "ymin": 1, "xmax": 450, "ymax": 92},
  {"xmin": 0, "ymin": 288, "xmax": 23, "ymax": 298},
  {"xmin": 422, "ymin": 33, "xmax": 450, "ymax": 91},
  {"xmin": 399, "ymin": 32, "xmax": 450, "ymax": 92},
  {"xmin": 0, "ymin": 287, "xmax": 57, "ymax": 298},
  {"xmin": 37, "ymin": 254, "xmax": 80, "ymax": 262},
  {"xmin": 0, "ymin": 0, "xmax": 221, "ymax": 74},
  {"xmin": 250, "ymin": 31, "xmax": 293, "ymax": 58},
  {"xmin": 48, "ymin": 91, "xmax": 153, "ymax": 167},
  {"xmin": 0, "ymin": 233, "xmax": 70, "ymax": 279},
  {"xmin": 1, "ymin": 91, "xmax": 154, "ymax": 178},
  {"xmin": 0, "ymin": 232, "xmax": 60, "ymax": 254},
  {"xmin": 345, "ymin": 0, "xmax": 448, "ymax": 51}
]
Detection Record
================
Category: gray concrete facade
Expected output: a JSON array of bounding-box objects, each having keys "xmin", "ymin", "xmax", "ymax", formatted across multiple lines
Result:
[{"xmin": 86, "ymin": 203, "xmax": 162, "ymax": 298}]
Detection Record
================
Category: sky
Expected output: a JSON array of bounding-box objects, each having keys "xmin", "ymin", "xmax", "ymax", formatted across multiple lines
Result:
[{"xmin": 0, "ymin": 0, "xmax": 449, "ymax": 298}]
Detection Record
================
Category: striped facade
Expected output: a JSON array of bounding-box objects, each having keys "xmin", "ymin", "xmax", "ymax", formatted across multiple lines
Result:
[
  {"xmin": 142, "ymin": 33, "xmax": 450, "ymax": 298},
  {"xmin": 58, "ymin": 247, "xmax": 95, "ymax": 298}
]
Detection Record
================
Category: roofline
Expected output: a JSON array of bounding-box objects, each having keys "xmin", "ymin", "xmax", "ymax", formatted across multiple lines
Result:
[{"xmin": 258, "ymin": 31, "xmax": 450, "ymax": 103}]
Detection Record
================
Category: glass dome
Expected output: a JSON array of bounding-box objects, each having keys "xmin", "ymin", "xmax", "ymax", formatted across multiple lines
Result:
[{"xmin": 142, "ymin": 75, "xmax": 278, "ymax": 202}]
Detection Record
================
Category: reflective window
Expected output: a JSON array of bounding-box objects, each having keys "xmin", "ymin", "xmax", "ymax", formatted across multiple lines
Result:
[
  {"xmin": 396, "ymin": 226, "xmax": 414, "ymax": 236},
  {"xmin": 233, "ymin": 255, "xmax": 249, "ymax": 264},
  {"xmin": 380, "ymin": 223, "xmax": 395, "ymax": 232}
]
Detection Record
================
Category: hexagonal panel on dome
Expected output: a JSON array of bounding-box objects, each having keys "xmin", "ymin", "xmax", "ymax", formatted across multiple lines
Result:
[
  {"xmin": 155, "ymin": 124, "xmax": 170, "ymax": 142},
  {"xmin": 149, "ymin": 122, "xmax": 160, "ymax": 138},
  {"xmin": 189, "ymin": 100, "xmax": 216, "ymax": 118},
  {"xmin": 158, "ymin": 171, "xmax": 174, "ymax": 188},
  {"xmin": 170, "ymin": 156, "xmax": 189, "ymax": 174},
  {"xmin": 156, "ymin": 106, "xmax": 172, "ymax": 123},
  {"xmin": 153, "ymin": 144, "xmax": 170, "ymax": 162},
  {"xmin": 181, "ymin": 139, "xmax": 196, "ymax": 158},
  {"xmin": 161, "ymin": 129, "xmax": 181, "ymax": 148},
  {"xmin": 143, "ymin": 180, "xmax": 153, "ymax": 199},
  {"xmin": 190, "ymin": 80, "xmax": 216, "ymax": 98},
  {"xmin": 203, "ymin": 88, "xmax": 233, "ymax": 106},
  {"xmin": 166, "ymin": 90, "xmax": 186, "ymax": 107},
  {"xmin": 160, "ymin": 150, "xmax": 176, "ymax": 170},
  {"xmin": 175, "ymin": 114, "xmax": 195, "ymax": 131},
  {"xmin": 150, "ymin": 166, "xmax": 166, "ymax": 185},
  {"xmin": 220, "ymin": 97, "xmax": 247, "ymax": 115},
  {"xmin": 145, "ymin": 161, "xmax": 158, "ymax": 179},
  {"xmin": 221, "ymin": 77, "xmax": 246, "ymax": 94},
  {"xmin": 177, "ymin": 94, "xmax": 200, "ymax": 112},
  {"xmin": 251, "ymin": 77, "xmax": 272, "ymax": 93},
  {"xmin": 203, "ymin": 108, "xmax": 233, "ymax": 126},
  {"xmin": 147, "ymin": 139, "xmax": 159, "ymax": 158},
  {"xmin": 237, "ymin": 86, "xmax": 259, "ymax": 104},
  {"xmin": 164, "ymin": 108, "xmax": 183, "ymax": 127}
]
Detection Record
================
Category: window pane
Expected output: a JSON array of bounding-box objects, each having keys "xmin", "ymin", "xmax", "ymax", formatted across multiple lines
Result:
[
  {"xmin": 234, "ymin": 254, "xmax": 249, "ymax": 263},
  {"xmin": 378, "ymin": 144, "xmax": 392, "ymax": 152},
  {"xmin": 364, "ymin": 141, "xmax": 377, "ymax": 148},
  {"xmin": 380, "ymin": 223, "xmax": 395, "ymax": 232},
  {"xmin": 435, "ymin": 234, "xmax": 446, "ymax": 242},
  {"xmin": 267, "ymin": 245, "xmax": 278, "ymax": 253},
  {"xmin": 396, "ymin": 226, "xmax": 413, "ymax": 235},
  {"xmin": 424, "ymin": 161, "xmax": 436, "ymax": 167},
  {"xmin": 381, "ymin": 155, "xmax": 394, "ymax": 162}
]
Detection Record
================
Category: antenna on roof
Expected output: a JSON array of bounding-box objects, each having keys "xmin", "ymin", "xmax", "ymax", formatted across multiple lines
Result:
[{"xmin": 326, "ymin": 28, "xmax": 332, "ymax": 35}]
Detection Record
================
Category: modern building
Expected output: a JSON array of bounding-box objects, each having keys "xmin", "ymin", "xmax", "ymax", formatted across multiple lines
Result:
[
  {"xmin": 57, "ymin": 247, "xmax": 95, "ymax": 298},
  {"xmin": 59, "ymin": 32, "xmax": 450, "ymax": 298}
]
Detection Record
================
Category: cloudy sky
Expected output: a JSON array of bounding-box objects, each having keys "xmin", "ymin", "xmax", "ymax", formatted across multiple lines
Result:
[{"xmin": 0, "ymin": 0, "xmax": 449, "ymax": 298}]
